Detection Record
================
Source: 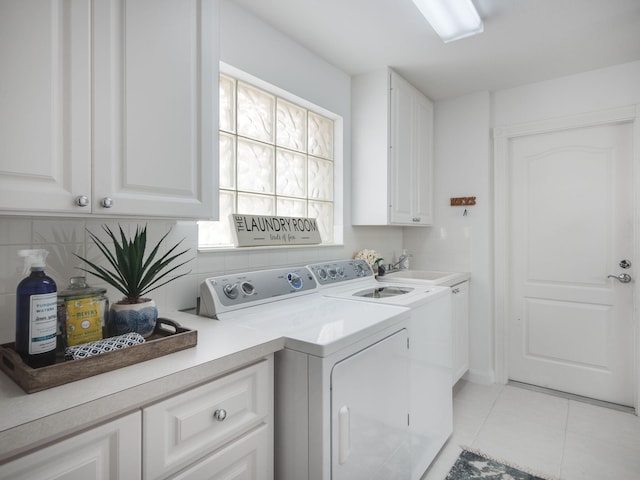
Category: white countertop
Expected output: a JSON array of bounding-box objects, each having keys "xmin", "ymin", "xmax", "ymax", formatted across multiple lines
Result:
[
  {"xmin": 381, "ymin": 270, "xmax": 470, "ymax": 287},
  {"xmin": 0, "ymin": 310, "xmax": 285, "ymax": 462}
]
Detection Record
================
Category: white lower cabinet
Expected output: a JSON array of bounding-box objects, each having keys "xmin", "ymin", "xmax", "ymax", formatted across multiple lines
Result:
[
  {"xmin": 0, "ymin": 358, "xmax": 273, "ymax": 480},
  {"xmin": 171, "ymin": 425, "xmax": 269, "ymax": 480},
  {"xmin": 143, "ymin": 359, "xmax": 273, "ymax": 480},
  {"xmin": 451, "ymin": 281, "xmax": 470, "ymax": 385},
  {"xmin": 0, "ymin": 412, "xmax": 142, "ymax": 480}
]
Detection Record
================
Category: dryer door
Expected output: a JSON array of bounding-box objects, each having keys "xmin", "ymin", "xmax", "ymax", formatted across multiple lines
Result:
[{"xmin": 331, "ymin": 328, "xmax": 410, "ymax": 480}]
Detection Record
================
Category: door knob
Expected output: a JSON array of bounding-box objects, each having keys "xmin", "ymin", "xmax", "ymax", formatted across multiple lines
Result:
[{"xmin": 608, "ymin": 273, "xmax": 632, "ymax": 283}]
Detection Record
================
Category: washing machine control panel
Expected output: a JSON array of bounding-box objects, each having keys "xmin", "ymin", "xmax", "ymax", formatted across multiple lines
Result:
[
  {"xmin": 307, "ymin": 259, "xmax": 373, "ymax": 286},
  {"xmin": 199, "ymin": 266, "xmax": 317, "ymax": 316}
]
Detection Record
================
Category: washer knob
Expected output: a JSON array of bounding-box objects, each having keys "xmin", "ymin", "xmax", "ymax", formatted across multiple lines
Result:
[
  {"xmin": 223, "ymin": 283, "xmax": 239, "ymax": 299},
  {"xmin": 287, "ymin": 272, "xmax": 303, "ymax": 289},
  {"xmin": 241, "ymin": 281, "xmax": 255, "ymax": 295}
]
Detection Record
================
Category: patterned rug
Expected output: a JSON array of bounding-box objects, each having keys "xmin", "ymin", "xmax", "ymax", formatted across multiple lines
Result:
[{"xmin": 446, "ymin": 449, "xmax": 555, "ymax": 480}]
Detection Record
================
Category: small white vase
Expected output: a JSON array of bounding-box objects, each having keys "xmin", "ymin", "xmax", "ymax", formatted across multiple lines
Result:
[{"xmin": 108, "ymin": 299, "xmax": 158, "ymax": 338}]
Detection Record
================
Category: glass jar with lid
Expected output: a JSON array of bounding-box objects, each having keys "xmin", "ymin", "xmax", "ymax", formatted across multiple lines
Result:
[{"xmin": 57, "ymin": 276, "xmax": 109, "ymax": 348}]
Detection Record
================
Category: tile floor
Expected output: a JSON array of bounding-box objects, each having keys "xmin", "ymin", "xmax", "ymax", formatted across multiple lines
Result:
[{"xmin": 423, "ymin": 380, "xmax": 640, "ymax": 480}]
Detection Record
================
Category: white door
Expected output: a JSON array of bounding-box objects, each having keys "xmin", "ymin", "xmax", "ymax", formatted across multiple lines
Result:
[
  {"xmin": 331, "ymin": 329, "xmax": 410, "ymax": 480},
  {"xmin": 508, "ymin": 121, "xmax": 634, "ymax": 406}
]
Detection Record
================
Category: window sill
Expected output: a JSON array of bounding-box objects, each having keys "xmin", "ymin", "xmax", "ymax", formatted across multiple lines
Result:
[{"xmin": 198, "ymin": 243, "xmax": 344, "ymax": 254}]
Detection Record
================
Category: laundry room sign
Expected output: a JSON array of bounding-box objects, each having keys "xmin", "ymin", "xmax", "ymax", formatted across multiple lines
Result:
[{"xmin": 230, "ymin": 214, "xmax": 322, "ymax": 247}]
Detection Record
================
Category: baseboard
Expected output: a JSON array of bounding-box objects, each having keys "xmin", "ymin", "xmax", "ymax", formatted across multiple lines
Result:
[{"xmin": 462, "ymin": 368, "xmax": 495, "ymax": 385}]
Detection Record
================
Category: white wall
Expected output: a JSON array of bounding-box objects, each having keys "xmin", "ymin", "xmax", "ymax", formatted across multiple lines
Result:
[
  {"xmin": 406, "ymin": 60, "xmax": 640, "ymax": 384},
  {"xmin": 494, "ymin": 60, "xmax": 640, "ymax": 126},
  {"xmin": 404, "ymin": 91, "xmax": 494, "ymax": 383},
  {"xmin": 218, "ymin": 0, "xmax": 403, "ymax": 263},
  {"xmin": 0, "ymin": 0, "xmax": 401, "ymax": 344}
]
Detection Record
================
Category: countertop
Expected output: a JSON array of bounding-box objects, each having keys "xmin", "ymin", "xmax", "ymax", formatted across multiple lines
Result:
[
  {"xmin": 0, "ymin": 310, "xmax": 285, "ymax": 463},
  {"xmin": 381, "ymin": 270, "xmax": 471, "ymax": 287}
]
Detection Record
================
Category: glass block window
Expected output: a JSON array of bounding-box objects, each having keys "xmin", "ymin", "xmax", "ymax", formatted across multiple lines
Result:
[{"xmin": 199, "ymin": 73, "xmax": 335, "ymax": 247}]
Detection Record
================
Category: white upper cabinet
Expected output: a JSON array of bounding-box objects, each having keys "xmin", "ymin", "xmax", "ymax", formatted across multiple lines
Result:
[
  {"xmin": 0, "ymin": 0, "xmax": 219, "ymax": 219},
  {"xmin": 352, "ymin": 68, "xmax": 433, "ymax": 226},
  {"xmin": 0, "ymin": 1, "xmax": 92, "ymax": 214}
]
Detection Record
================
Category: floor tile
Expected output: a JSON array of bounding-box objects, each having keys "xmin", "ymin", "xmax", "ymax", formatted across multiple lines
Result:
[
  {"xmin": 561, "ymin": 431, "xmax": 640, "ymax": 480},
  {"xmin": 566, "ymin": 400, "xmax": 640, "ymax": 450},
  {"xmin": 491, "ymin": 385, "xmax": 569, "ymax": 430},
  {"xmin": 472, "ymin": 409, "xmax": 564, "ymax": 477},
  {"xmin": 421, "ymin": 441, "xmax": 462, "ymax": 480},
  {"xmin": 427, "ymin": 380, "xmax": 640, "ymax": 480}
]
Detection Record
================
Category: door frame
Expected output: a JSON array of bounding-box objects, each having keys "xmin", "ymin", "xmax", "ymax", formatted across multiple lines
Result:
[{"xmin": 493, "ymin": 105, "xmax": 640, "ymax": 413}]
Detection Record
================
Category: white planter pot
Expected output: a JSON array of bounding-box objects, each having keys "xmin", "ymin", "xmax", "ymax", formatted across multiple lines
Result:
[{"xmin": 108, "ymin": 299, "xmax": 158, "ymax": 338}]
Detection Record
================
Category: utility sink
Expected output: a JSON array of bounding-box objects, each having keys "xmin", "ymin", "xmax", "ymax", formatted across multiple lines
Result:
[{"xmin": 382, "ymin": 270, "xmax": 470, "ymax": 287}]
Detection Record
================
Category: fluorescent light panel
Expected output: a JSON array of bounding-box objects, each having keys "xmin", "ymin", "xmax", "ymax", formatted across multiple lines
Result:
[{"xmin": 412, "ymin": 0, "xmax": 484, "ymax": 43}]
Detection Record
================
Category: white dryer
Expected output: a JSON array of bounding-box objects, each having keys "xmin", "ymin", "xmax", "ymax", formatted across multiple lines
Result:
[
  {"xmin": 199, "ymin": 266, "xmax": 412, "ymax": 480},
  {"xmin": 307, "ymin": 260, "xmax": 453, "ymax": 480}
]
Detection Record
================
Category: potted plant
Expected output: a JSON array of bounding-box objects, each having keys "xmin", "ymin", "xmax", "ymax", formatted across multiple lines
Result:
[{"xmin": 74, "ymin": 224, "xmax": 191, "ymax": 338}]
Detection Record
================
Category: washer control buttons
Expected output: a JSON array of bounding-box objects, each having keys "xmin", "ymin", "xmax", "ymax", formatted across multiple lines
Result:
[
  {"xmin": 241, "ymin": 281, "xmax": 255, "ymax": 296},
  {"xmin": 287, "ymin": 272, "xmax": 303, "ymax": 289}
]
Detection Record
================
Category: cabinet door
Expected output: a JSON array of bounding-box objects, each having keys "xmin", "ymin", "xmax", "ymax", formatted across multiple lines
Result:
[
  {"xmin": 0, "ymin": 412, "xmax": 141, "ymax": 480},
  {"xmin": 0, "ymin": 1, "xmax": 91, "ymax": 214},
  {"xmin": 143, "ymin": 359, "xmax": 271, "ymax": 480},
  {"xmin": 452, "ymin": 281, "xmax": 470, "ymax": 384},
  {"xmin": 412, "ymin": 93, "xmax": 434, "ymax": 225},
  {"xmin": 92, "ymin": 0, "xmax": 218, "ymax": 219},
  {"xmin": 389, "ymin": 71, "xmax": 415, "ymax": 224},
  {"xmin": 389, "ymin": 71, "xmax": 433, "ymax": 226}
]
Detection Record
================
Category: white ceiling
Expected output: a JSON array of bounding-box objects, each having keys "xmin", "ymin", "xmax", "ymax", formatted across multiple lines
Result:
[{"xmin": 230, "ymin": 0, "xmax": 640, "ymax": 100}]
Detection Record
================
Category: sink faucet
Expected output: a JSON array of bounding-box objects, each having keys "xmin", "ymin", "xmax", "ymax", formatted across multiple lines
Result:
[{"xmin": 389, "ymin": 251, "xmax": 410, "ymax": 271}]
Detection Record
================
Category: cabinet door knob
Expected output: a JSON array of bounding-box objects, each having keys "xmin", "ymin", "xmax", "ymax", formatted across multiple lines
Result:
[
  {"xmin": 101, "ymin": 197, "xmax": 114, "ymax": 208},
  {"xmin": 75, "ymin": 195, "xmax": 89, "ymax": 207},
  {"xmin": 412, "ymin": 217, "xmax": 421, "ymax": 222},
  {"xmin": 213, "ymin": 409, "xmax": 227, "ymax": 421}
]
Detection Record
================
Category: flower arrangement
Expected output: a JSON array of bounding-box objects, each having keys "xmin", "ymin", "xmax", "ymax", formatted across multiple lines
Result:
[{"xmin": 354, "ymin": 249, "xmax": 384, "ymax": 267}]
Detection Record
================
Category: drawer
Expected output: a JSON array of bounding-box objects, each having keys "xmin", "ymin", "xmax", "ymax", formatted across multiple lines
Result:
[
  {"xmin": 143, "ymin": 359, "xmax": 271, "ymax": 480},
  {"xmin": 171, "ymin": 424, "xmax": 272, "ymax": 480}
]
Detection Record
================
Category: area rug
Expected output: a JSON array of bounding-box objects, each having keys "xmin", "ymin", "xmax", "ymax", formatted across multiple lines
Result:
[{"xmin": 446, "ymin": 448, "xmax": 556, "ymax": 480}]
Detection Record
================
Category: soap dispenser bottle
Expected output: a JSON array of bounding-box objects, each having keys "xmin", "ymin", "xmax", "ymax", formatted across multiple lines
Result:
[
  {"xmin": 15, "ymin": 249, "xmax": 57, "ymax": 368},
  {"xmin": 400, "ymin": 249, "xmax": 410, "ymax": 270}
]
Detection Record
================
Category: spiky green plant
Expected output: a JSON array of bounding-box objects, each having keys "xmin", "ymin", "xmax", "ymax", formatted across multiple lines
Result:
[{"xmin": 74, "ymin": 225, "xmax": 191, "ymax": 304}]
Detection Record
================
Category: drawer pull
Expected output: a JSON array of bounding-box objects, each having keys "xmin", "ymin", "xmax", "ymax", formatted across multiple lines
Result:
[{"xmin": 213, "ymin": 409, "xmax": 227, "ymax": 421}]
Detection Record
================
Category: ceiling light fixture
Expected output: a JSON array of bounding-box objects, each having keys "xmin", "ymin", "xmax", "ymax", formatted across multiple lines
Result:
[{"xmin": 412, "ymin": 0, "xmax": 484, "ymax": 43}]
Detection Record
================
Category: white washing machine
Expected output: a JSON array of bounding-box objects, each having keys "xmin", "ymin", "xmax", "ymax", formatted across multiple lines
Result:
[
  {"xmin": 199, "ymin": 266, "xmax": 413, "ymax": 480},
  {"xmin": 307, "ymin": 260, "xmax": 453, "ymax": 480}
]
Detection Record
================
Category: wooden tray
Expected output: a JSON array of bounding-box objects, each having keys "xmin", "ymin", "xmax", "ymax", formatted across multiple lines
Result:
[{"xmin": 0, "ymin": 318, "xmax": 197, "ymax": 394}]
